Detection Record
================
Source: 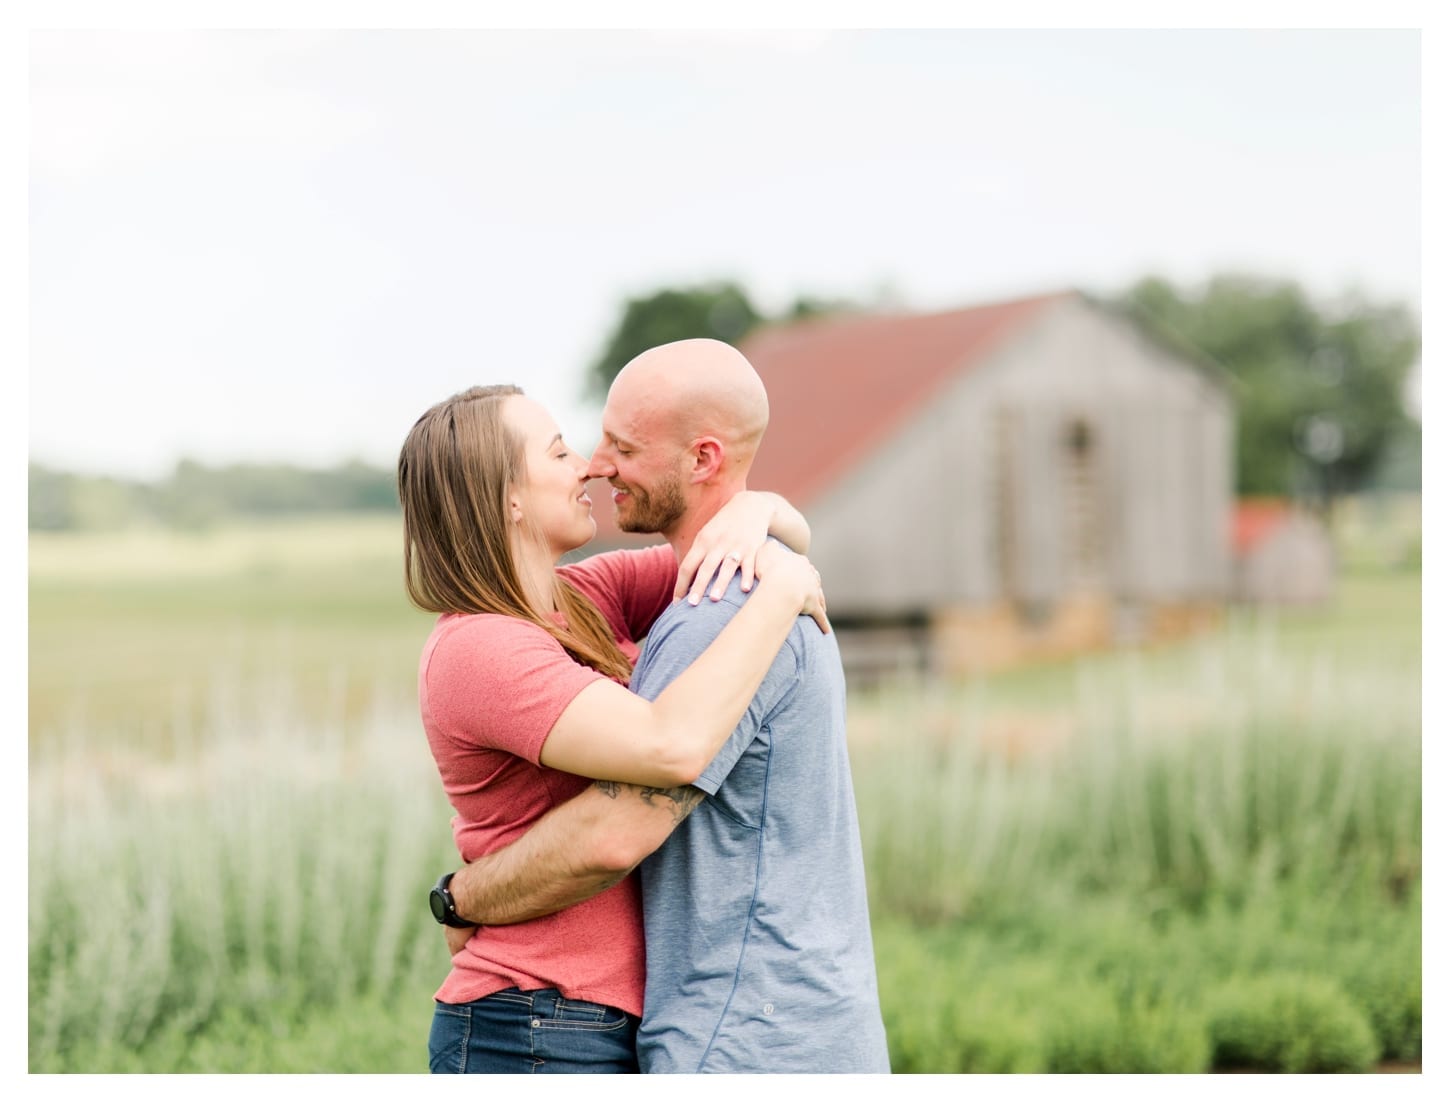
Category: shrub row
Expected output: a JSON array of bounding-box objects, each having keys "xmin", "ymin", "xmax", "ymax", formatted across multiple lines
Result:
[{"xmin": 872, "ymin": 888, "xmax": 1420, "ymax": 1073}]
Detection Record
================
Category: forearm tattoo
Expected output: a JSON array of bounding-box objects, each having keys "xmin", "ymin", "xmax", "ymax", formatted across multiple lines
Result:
[{"xmin": 594, "ymin": 780, "xmax": 705, "ymax": 824}]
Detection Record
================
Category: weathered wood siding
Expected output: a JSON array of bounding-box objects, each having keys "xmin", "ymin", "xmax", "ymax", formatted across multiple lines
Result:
[
  {"xmin": 800, "ymin": 350, "xmax": 994, "ymax": 614},
  {"xmin": 805, "ymin": 296, "xmax": 1232, "ymax": 617}
]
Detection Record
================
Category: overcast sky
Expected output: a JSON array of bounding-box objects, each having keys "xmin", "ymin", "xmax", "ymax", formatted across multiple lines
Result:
[{"xmin": 27, "ymin": 25, "xmax": 1423, "ymax": 478}]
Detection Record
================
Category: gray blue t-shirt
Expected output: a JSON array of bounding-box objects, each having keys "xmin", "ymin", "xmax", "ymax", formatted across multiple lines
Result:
[{"xmin": 631, "ymin": 568, "xmax": 891, "ymax": 1074}]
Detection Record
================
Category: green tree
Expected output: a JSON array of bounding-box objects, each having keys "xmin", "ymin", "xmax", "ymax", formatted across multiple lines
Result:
[
  {"xmin": 784, "ymin": 293, "xmax": 863, "ymax": 322},
  {"xmin": 28, "ymin": 464, "xmax": 78, "ymax": 531},
  {"xmin": 26, "ymin": 459, "xmax": 402, "ymax": 531},
  {"xmin": 28, "ymin": 463, "xmax": 145, "ymax": 530},
  {"xmin": 1119, "ymin": 275, "xmax": 1420, "ymax": 506},
  {"xmin": 584, "ymin": 282, "xmax": 876, "ymax": 400},
  {"xmin": 585, "ymin": 282, "xmax": 763, "ymax": 400}
]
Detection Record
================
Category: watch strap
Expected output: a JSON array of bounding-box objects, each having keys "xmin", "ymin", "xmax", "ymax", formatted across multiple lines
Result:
[{"xmin": 431, "ymin": 871, "xmax": 474, "ymax": 928}]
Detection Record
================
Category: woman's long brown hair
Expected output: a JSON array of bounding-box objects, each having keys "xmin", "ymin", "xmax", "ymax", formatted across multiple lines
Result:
[{"xmin": 398, "ymin": 385, "xmax": 634, "ymax": 683}]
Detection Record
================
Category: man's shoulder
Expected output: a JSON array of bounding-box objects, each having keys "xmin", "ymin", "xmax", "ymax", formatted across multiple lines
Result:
[
  {"xmin": 637, "ymin": 582, "xmax": 745, "ymax": 669},
  {"xmin": 647, "ymin": 574, "xmax": 749, "ymax": 635},
  {"xmin": 633, "ymin": 579, "xmax": 807, "ymax": 694}
]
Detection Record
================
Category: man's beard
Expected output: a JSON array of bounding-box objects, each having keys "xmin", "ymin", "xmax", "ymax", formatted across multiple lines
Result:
[{"xmin": 616, "ymin": 472, "xmax": 687, "ymax": 534}]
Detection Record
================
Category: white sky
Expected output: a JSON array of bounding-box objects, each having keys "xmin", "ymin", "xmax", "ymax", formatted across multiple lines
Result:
[{"xmin": 23, "ymin": 19, "xmax": 1424, "ymax": 478}]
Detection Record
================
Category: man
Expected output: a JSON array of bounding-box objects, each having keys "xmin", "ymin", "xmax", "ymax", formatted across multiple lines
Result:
[{"xmin": 437, "ymin": 338, "xmax": 890, "ymax": 1074}]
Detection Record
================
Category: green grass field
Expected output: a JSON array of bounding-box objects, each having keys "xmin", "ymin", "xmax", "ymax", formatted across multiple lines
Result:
[
  {"xmin": 28, "ymin": 511, "xmax": 1422, "ymax": 1072},
  {"xmin": 29, "ymin": 515, "xmax": 433, "ymax": 748}
]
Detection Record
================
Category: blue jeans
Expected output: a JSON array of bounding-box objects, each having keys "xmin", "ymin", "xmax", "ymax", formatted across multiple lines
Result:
[{"xmin": 428, "ymin": 987, "xmax": 639, "ymax": 1074}]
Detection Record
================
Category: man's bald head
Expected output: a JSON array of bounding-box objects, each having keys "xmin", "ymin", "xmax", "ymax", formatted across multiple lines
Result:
[
  {"xmin": 590, "ymin": 339, "xmax": 772, "ymax": 545},
  {"xmin": 608, "ymin": 339, "xmax": 770, "ymax": 465}
]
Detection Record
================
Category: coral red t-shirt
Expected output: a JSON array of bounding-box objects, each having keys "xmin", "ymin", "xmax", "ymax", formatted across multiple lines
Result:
[{"xmin": 418, "ymin": 545, "xmax": 676, "ymax": 1016}]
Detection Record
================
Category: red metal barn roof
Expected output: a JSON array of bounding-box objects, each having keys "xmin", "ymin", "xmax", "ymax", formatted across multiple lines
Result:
[
  {"xmin": 742, "ymin": 291, "xmax": 1070, "ymax": 508},
  {"xmin": 1232, "ymin": 499, "xmax": 1292, "ymax": 555}
]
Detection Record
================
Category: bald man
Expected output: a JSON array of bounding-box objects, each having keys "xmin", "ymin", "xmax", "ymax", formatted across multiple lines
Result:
[{"xmin": 441, "ymin": 340, "xmax": 890, "ymax": 1074}]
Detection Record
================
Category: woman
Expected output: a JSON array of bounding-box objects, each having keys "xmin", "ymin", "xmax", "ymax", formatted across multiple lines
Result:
[{"xmin": 398, "ymin": 384, "xmax": 826, "ymax": 1073}]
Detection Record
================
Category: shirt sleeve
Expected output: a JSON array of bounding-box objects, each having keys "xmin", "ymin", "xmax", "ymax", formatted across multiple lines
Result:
[
  {"xmin": 422, "ymin": 615, "xmax": 605, "ymax": 765},
  {"xmin": 629, "ymin": 579, "xmax": 802, "ymax": 796},
  {"xmin": 559, "ymin": 544, "xmax": 676, "ymax": 642}
]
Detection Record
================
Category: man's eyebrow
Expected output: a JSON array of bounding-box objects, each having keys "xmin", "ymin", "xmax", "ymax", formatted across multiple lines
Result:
[{"xmin": 605, "ymin": 431, "xmax": 636, "ymax": 449}]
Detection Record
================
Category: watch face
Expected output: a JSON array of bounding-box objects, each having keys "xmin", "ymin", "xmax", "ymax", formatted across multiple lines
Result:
[{"xmin": 429, "ymin": 888, "xmax": 447, "ymax": 923}]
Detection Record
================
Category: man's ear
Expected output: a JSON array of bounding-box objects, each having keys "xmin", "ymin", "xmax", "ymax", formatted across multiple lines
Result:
[{"xmin": 687, "ymin": 437, "xmax": 725, "ymax": 484}]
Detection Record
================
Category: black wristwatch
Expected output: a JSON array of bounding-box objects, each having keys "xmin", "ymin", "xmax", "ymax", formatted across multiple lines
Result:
[{"xmin": 429, "ymin": 872, "xmax": 474, "ymax": 928}]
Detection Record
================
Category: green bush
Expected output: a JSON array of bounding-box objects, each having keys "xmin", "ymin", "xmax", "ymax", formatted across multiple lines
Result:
[
  {"xmin": 1042, "ymin": 987, "xmax": 1209, "ymax": 1073},
  {"xmin": 1205, "ymin": 973, "xmax": 1380, "ymax": 1072},
  {"xmin": 28, "ymin": 707, "xmax": 459, "ymax": 1072},
  {"xmin": 875, "ymin": 932, "xmax": 1044, "ymax": 1072},
  {"xmin": 853, "ymin": 628, "xmax": 1421, "ymax": 925},
  {"xmin": 937, "ymin": 1006, "xmax": 1042, "ymax": 1074},
  {"xmin": 1337, "ymin": 948, "xmax": 1423, "ymax": 1063},
  {"xmin": 887, "ymin": 997, "xmax": 1043, "ymax": 1074},
  {"xmin": 870, "ymin": 888, "xmax": 1418, "ymax": 1075},
  {"xmin": 31, "ymin": 993, "xmax": 436, "ymax": 1074}
]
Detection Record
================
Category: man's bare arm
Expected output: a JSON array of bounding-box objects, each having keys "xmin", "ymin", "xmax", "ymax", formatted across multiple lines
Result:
[{"xmin": 448, "ymin": 779, "xmax": 705, "ymax": 928}]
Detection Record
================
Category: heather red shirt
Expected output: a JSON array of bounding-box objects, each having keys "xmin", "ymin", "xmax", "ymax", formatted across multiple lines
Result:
[{"xmin": 418, "ymin": 545, "xmax": 676, "ymax": 1016}]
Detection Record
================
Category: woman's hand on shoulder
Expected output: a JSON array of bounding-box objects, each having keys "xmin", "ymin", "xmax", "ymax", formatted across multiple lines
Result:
[
  {"xmin": 675, "ymin": 490, "xmax": 775, "ymax": 604},
  {"xmin": 675, "ymin": 490, "xmax": 812, "ymax": 605},
  {"xmin": 753, "ymin": 540, "xmax": 830, "ymax": 635}
]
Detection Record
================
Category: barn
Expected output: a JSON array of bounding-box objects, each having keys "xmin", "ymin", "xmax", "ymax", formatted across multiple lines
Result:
[
  {"xmin": 586, "ymin": 290, "xmax": 1236, "ymax": 676},
  {"xmin": 1232, "ymin": 499, "xmax": 1336, "ymax": 605}
]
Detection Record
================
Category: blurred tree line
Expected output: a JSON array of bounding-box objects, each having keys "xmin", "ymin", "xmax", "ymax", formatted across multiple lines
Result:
[
  {"xmin": 30, "ymin": 273, "xmax": 1419, "ymax": 531},
  {"xmin": 28, "ymin": 459, "xmax": 398, "ymax": 531},
  {"xmin": 589, "ymin": 275, "xmax": 1421, "ymax": 508},
  {"xmin": 1117, "ymin": 275, "xmax": 1421, "ymax": 507},
  {"xmin": 584, "ymin": 280, "xmax": 870, "ymax": 400}
]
